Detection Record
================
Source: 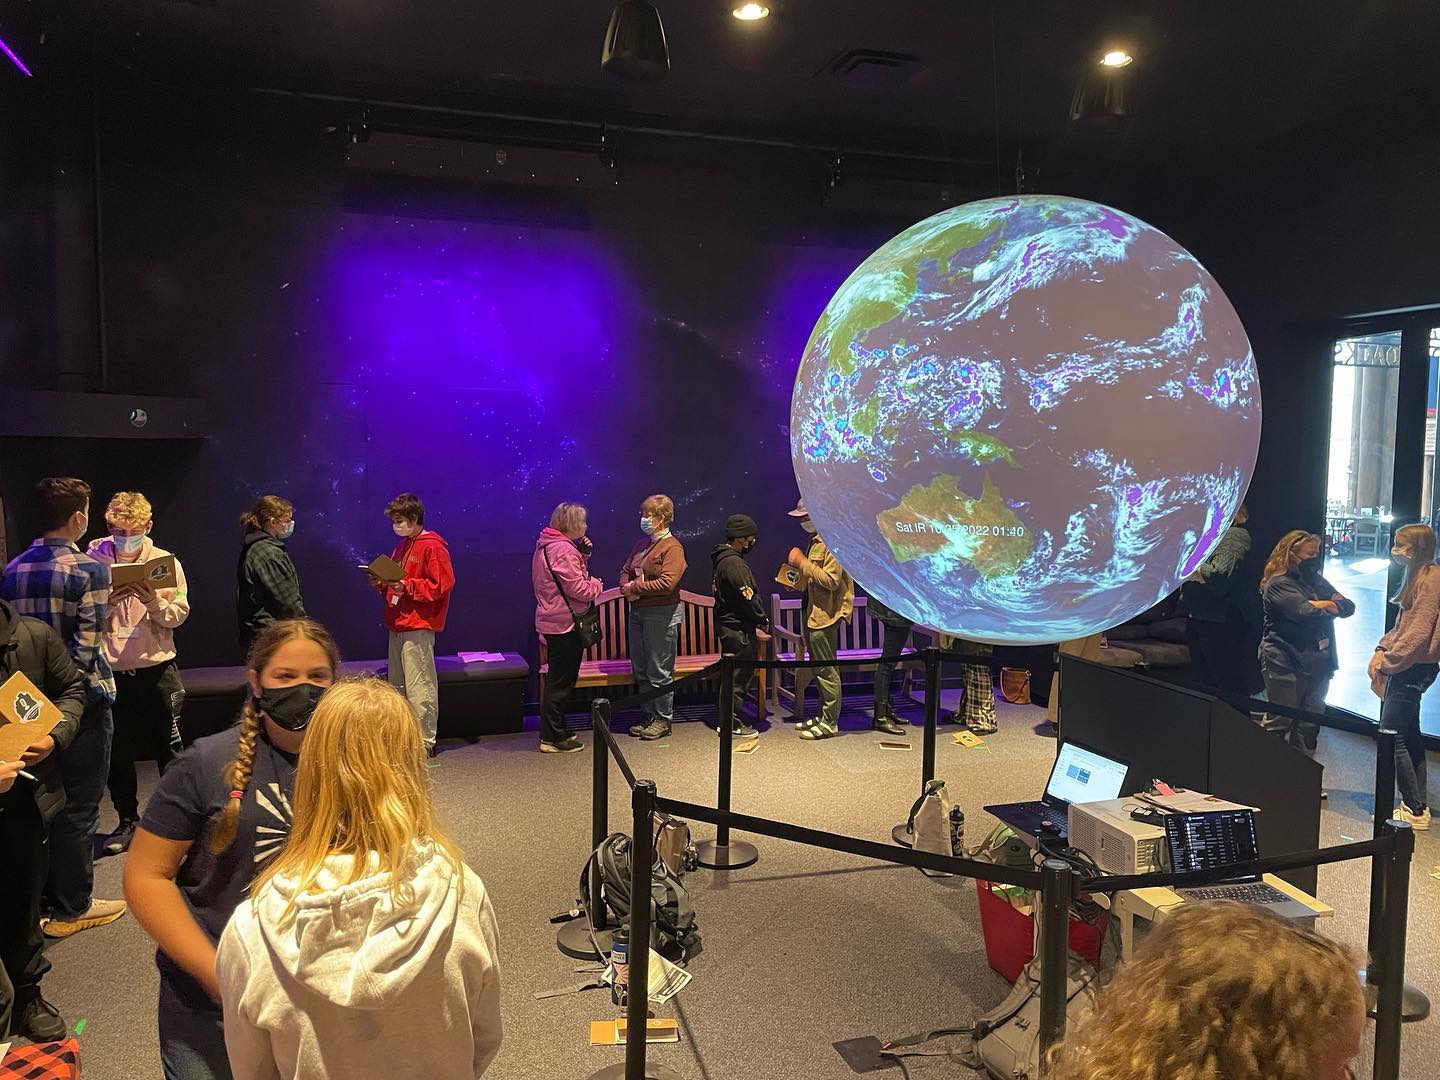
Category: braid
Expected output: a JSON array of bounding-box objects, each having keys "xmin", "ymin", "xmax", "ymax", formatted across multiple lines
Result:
[{"xmin": 211, "ymin": 699, "xmax": 264, "ymax": 853}]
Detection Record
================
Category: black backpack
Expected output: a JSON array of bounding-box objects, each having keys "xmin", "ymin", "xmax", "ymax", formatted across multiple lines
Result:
[{"xmin": 580, "ymin": 831, "xmax": 701, "ymax": 964}]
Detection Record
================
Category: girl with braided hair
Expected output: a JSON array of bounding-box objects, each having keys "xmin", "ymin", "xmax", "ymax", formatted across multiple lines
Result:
[{"xmin": 124, "ymin": 619, "xmax": 338, "ymax": 1080}]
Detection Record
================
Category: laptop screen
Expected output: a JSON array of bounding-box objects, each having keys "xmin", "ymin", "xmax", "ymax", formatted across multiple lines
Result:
[
  {"xmin": 1164, "ymin": 809, "xmax": 1261, "ymax": 874},
  {"xmin": 1044, "ymin": 742, "xmax": 1128, "ymax": 807}
]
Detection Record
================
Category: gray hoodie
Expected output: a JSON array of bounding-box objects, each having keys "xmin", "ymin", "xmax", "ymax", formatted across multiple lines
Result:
[{"xmin": 216, "ymin": 842, "xmax": 502, "ymax": 1079}]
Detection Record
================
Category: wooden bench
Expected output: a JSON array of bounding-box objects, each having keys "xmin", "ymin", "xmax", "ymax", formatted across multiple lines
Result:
[
  {"xmin": 767, "ymin": 593, "xmax": 925, "ymax": 714},
  {"xmin": 538, "ymin": 588, "xmax": 768, "ymax": 721}
]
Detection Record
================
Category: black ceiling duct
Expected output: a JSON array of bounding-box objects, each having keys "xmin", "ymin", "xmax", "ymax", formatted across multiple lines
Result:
[{"xmin": 601, "ymin": 1, "xmax": 670, "ymax": 82}]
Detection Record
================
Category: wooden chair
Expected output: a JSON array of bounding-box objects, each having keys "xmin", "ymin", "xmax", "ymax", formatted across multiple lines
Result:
[
  {"xmin": 538, "ymin": 588, "xmax": 768, "ymax": 721},
  {"xmin": 766, "ymin": 593, "xmax": 921, "ymax": 716}
]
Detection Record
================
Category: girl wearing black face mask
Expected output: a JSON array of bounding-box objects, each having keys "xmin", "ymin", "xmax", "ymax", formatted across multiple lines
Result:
[
  {"xmin": 1258, "ymin": 531, "xmax": 1354, "ymax": 756},
  {"xmin": 123, "ymin": 619, "xmax": 339, "ymax": 1080}
]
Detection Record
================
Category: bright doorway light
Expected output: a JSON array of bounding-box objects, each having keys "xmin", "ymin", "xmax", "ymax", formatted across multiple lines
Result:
[
  {"xmin": 733, "ymin": 3, "xmax": 770, "ymax": 20},
  {"xmin": 1100, "ymin": 49, "xmax": 1133, "ymax": 68}
]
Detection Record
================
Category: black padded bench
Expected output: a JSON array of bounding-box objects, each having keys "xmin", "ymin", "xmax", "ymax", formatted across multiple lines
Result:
[{"xmin": 178, "ymin": 652, "xmax": 530, "ymax": 744}]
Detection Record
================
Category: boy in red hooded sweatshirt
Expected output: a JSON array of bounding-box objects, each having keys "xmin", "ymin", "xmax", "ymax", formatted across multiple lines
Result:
[{"xmin": 372, "ymin": 493, "xmax": 455, "ymax": 756}]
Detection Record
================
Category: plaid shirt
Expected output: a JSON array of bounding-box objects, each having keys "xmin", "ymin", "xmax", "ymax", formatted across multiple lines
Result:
[{"xmin": 1, "ymin": 537, "xmax": 116, "ymax": 704}]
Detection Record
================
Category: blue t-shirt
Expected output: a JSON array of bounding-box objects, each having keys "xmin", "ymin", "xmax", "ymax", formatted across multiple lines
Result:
[{"xmin": 139, "ymin": 724, "xmax": 298, "ymax": 1004}]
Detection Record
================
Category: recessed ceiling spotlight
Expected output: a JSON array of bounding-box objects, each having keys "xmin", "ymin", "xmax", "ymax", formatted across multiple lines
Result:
[
  {"xmin": 1100, "ymin": 49, "xmax": 1133, "ymax": 68},
  {"xmin": 733, "ymin": 3, "xmax": 770, "ymax": 20}
]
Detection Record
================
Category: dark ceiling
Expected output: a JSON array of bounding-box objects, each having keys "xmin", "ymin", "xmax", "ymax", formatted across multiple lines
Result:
[{"xmin": 18, "ymin": 1, "xmax": 1440, "ymax": 179}]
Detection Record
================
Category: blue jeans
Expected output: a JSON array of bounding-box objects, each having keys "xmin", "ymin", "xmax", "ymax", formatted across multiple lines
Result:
[
  {"xmin": 1381, "ymin": 663, "xmax": 1437, "ymax": 814},
  {"xmin": 628, "ymin": 604, "xmax": 682, "ymax": 721},
  {"xmin": 46, "ymin": 699, "xmax": 113, "ymax": 919},
  {"xmin": 158, "ymin": 974, "xmax": 232, "ymax": 1080}
]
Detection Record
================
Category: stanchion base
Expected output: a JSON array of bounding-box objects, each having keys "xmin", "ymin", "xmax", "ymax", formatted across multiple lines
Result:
[
  {"xmin": 1360, "ymin": 971, "xmax": 1431, "ymax": 1022},
  {"xmin": 588, "ymin": 1064, "xmax": 685, "ymax": 1080},
  {"xmin": 891, "ymin": 823, "xmax": 914, "ymax": 847},
  {"xmin": 696, "ymin": 839, "xmax": 758, "ymax": 870},
  {"xmin": 557, "ymin": 917, "xmax": 613, "ymax": 961}
]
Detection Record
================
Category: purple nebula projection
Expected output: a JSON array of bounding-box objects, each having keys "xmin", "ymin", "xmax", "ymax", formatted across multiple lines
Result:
[{"xmin": 790, "ymin": 195, "xmax": 1261, "ymax": 644}]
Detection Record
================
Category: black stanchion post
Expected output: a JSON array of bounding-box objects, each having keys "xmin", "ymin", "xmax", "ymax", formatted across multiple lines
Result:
[
  {"xmin": 558, "ymin": 699, "xmax": 615, "ymax": 961},
  {"xmin": 697, "ymin": 654, "xmax": 758, "ymax": 870},
  {"xmin": 1373, "ymin": 820, "xmax": 1415, "ymax": 1080},
  {"xmin": 1361, "ymin": 728, "xmax": 1429, "ymax": 1021},
  {"xmin": 893, "ymin": 648, "xmax": 940, "ymax": 847},
  {"xmin": 1037, "ymin": 857, "xmax": 1073, "ymax": 1059},
  {"xmin": 591, "ymin": 780, "xmax": 685, "ymax": 1080}
]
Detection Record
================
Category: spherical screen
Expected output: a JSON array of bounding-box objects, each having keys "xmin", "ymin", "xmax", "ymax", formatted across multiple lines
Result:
[{"xmin": 790, "ymin": 195, "xmax": 1261, "ymax": 644}]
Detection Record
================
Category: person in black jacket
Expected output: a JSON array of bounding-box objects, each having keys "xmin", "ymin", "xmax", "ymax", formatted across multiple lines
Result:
[
  {"xmin": 0, "ymin": 596, "xmax": 85, "ymax": 1042},
  {"xmin": 1258, "ymin": 530, "xmax": 1354, "ymax": 753},
  {"xmin": 1181, "ymin": 505, "xmax": 1256, "ymax": 694},
  {"xmin": 710, "ymin": 515, "xmax": 768, "ymax": 739},
  {"xmin": 866, "ymin": 597, "xmax": 911, "ymax": 736},
  {"xmin": 236, "ymin": 495, "xmax": 306, "ymax": 655}
]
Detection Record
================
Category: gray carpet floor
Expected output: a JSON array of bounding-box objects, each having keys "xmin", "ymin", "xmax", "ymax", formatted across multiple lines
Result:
[{"xmin": 39, "ymin": 690, "xmax": 1440, "ymax": 1079}]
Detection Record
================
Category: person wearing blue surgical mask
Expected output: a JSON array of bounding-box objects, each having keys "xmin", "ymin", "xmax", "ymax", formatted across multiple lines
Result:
[
  {"xmin": 237, "ymin": 495, "xmax": 306, "ymax": 658},
  {"xmin": 87, "ymin": 491, "xmax": 191, "ymax": 854}
]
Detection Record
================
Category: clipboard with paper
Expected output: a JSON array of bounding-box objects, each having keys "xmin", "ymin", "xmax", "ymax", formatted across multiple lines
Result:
[
  {"xmin": 110, "ymin": 554, "xmax": 178, "ymax": 590},
  {"xmin": 0, "ymin": 671, "xmax": 63, "ymax": 762}
]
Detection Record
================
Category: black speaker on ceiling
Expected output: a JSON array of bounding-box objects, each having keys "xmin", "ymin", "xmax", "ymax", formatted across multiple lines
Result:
[{"xmin": 601, "ymin": 1, "xmax": 670, "ymax": 82}]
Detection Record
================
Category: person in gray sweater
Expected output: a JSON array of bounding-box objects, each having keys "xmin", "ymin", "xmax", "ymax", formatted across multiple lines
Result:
[{"xmin": 1370, "ymin": 523, "xmax": 1440, "ymax": 829}]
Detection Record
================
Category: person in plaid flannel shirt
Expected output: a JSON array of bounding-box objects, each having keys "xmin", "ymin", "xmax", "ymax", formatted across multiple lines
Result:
[{"xmin": 0, "ymin": 478, "xmax": 128, "ymax": 941}]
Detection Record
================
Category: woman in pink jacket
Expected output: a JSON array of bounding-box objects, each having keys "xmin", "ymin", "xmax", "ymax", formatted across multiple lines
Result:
[
  {"xmin": 532, "ymin": 503, "xmax": 604, "ymax": 753},
  {"xmin": 1369, "ymin": 523, "xmax": 1440, "ymax": 829}
]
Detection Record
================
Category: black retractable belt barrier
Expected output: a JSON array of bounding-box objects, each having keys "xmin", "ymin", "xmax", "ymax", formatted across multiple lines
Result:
[
  {"xmin": 1361, "ymin": 729, "xmax": 1430, "ymax": 1022},
  {"xmin": 892, "ymin": 649, "xmax": 942, "ymax": 846},
  {"xmin": 1037, "ymin": 858, "xmax": 1074, "ymax": 1059},
  {"xmin": 589, "ymin": 780, "xmax": 685, "ymax": 1080},
  {"xmin": 696, "ymin": 654, "xmax": 759, "ymax": 870},
  {"xmin": 1374, "ymin": 820, "xmax": 1415, "ymax": 1080},
  {"xmin": 558, "ymin": 699, "xmax": 618, "ymax": 962}
]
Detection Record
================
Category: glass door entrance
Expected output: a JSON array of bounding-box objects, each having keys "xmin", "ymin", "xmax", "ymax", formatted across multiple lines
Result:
[{"xmin": 1324, "ymin": 331, "xmax": 1402, "ymax": 721}]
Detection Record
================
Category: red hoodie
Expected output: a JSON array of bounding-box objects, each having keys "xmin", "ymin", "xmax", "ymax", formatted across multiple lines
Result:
[{"xmin": 381, "ymin": 530, "xmax": 456, "ymax": 633}]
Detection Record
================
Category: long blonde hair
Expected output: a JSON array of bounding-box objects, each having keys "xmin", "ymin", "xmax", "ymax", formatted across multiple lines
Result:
[
  {"xmin": 1392, "ymin": 523, "xmax": 1438, "ymax": 610},
  {"xmin": 212, "ymin": 619, "xmax": 340, "ymax": 854},
  {"xmin": 1260, "ymin": 530, "xmax": 1319, "ymax": 592},
  {"xmin": 1047, "ymin": 903, "xmax": 1362, "ymax": 1080},
  {"xmin": 249, "ymin": 678, "xmax": 465, "ymax": 922}
]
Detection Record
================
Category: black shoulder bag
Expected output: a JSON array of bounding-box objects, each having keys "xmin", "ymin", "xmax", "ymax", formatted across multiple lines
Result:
[{"xmin": 543, "ymin": 544, "xmax": 602, "ymax": 649}]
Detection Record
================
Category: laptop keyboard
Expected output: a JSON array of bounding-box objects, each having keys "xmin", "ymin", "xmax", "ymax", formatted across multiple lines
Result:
[{"xmin": 1184, "ymin": 883, "xmax": 1289, "ymax": 904}]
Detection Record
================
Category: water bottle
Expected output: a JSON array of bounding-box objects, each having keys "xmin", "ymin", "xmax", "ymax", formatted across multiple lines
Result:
[
  {"xmin": 949, "ymin": 805, "xmax": 966, "ymax": 856},
  {"xmin": 610, "ymin": 926, "xmax": 629, "ymax": 1008}
]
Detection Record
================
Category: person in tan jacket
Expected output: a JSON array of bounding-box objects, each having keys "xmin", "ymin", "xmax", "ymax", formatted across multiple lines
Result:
[
  {"xmin": 622, "ymin": 494, "xmax": 688, "ymax": 740},
  {"xmin": 786, "ymin": 498, "xmax": 853, "ymax": 740}
]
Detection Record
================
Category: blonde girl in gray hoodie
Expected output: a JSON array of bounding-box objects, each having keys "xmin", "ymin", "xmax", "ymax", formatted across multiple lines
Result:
[{"xmin": 216, "ymin": 678, "xmax": 502, "ymax": 1079}]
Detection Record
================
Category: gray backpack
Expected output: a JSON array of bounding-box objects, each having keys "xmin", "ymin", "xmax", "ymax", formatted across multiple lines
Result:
[{"xmin": 882, "ymin": 952, "xmax": 1098, "ymax": 1078}]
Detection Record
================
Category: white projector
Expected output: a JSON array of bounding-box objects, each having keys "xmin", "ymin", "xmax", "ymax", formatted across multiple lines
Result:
[{"xmin": 1068, "ymin": 798, "xmax": 1166, "ymax": 876}]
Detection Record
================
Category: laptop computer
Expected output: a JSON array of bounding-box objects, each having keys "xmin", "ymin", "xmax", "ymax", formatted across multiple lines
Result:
[
  {"xmin": 1163, "ymin": 808, "xmax": 1315, "ymax": 919},
  {"xmin": 984, "ymin": 741, "xmax": 1130, "ymax": 840}
]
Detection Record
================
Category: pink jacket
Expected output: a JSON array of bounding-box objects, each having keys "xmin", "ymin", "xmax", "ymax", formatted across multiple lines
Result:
[
  {"xmin": 86, "ymin": 536, "xmax": 191, "ymax": 670},
  {"xmin": 533, "ymin": 529, "xmax": 603, "ymax": 636},
  {"xmin": 1376, "ymin": 567, "xmax": 1440, "ymax": 675}
]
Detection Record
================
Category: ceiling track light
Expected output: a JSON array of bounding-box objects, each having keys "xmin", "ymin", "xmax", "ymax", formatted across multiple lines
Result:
[
  {"xmin": 733, "ymin": 3, "xmax": 769, "ymax": 20},
  {"xmin": 601, "ymin": 1, "xmax": 670, "ymax": 82}
]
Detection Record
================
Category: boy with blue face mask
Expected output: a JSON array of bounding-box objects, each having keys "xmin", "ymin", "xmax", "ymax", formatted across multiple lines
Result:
[{"xmin": 87, "ymin": 492, "xmax": 190, "ymax": 854}]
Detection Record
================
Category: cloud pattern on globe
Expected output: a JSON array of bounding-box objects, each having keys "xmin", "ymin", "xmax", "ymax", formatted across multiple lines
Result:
[{"xmin": 790, "ymin": 195, "xmax": 1261, "ymax": 644}]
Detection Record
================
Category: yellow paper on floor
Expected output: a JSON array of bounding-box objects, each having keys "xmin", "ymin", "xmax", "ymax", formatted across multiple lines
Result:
[
  {"xmin": 589, "ymin": 1018, "xmax": 680, "ymax": 1045},
  {"xmin": 734, "ymin": 738, "xmax": 759, "ymax": 754},
  {"xmin": 954, "ymin": 730, "xmax": 983, "ymax": 747}
]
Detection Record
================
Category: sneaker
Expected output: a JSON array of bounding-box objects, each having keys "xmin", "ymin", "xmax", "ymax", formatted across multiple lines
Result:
[
  {"xmin": 1397, "ymin": 804, "xmax": 1431, "ymax": 830},
  {"xmin": 541, "ymin": 736, "xmax": 584, "ymax": 754},
  {"xmin": 873, "ymin": 715, "xmax": 906, "ymax": 736},
  {"xmin": 632, "ymin": 718, "xmax": 672, "ymax": 741},
  {"xmin": 43, "ymin": 898, "xmax": 127, "ymax": 939},
  {"xmin": 938, "ymin": 711, "xmax": 962, "ymax": 725},
  {"xmin": 17, "ymin": 991, "xmax": 67, "ymax": 1042},
  {"xmin": 795, "ymin": 716, "xmax": 818, "ymax": 731},
  {"xmin": 103, "ymin": 818, "xmax": 138, "ymax": 856},
  {"xmin": 718, "ymin": 722, "xmax": 760, "ymax": 739},
  {"xmin": 799, "ymin": 720, "xmax": 838, "ymax": 740}
]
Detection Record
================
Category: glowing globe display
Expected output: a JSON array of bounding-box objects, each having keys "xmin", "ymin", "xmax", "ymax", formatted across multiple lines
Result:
[{"xmin": 790, "ymin": 195, "xmax": 1261, "ymax": 644}]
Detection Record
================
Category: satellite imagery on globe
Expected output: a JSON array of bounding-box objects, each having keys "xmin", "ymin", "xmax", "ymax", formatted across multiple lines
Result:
[{"xmin": 790, "ymin": 195, "xmax": 1262, "ymax": 645}]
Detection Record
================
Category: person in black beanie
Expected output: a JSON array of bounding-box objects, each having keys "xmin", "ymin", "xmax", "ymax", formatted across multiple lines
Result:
[{"xmin": 710, "ymin": 514, "xmax": 769, "ymax": 739}]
